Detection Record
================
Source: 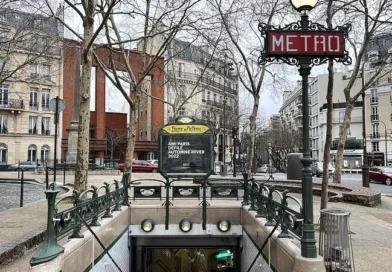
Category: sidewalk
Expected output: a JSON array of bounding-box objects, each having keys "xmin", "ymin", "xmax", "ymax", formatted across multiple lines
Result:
[{"xmin": 0, "ymin": 171, "xmax": 392, "ymax": 271}]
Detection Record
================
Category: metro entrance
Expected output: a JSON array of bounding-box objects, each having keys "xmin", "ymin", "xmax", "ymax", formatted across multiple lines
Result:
[{"xmin": 130, "ymin": 236, "xmax": 241, "ymax": 272}]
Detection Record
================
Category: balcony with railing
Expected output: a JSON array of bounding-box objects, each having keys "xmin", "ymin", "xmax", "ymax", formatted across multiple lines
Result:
[
  {"xmin": 370, "ymin": 132, "xmax": 380, "ymax": 139},
  {"xmin": 29, "ymin": 128, "xmax": 38, "ymax": 135},
  {"xmin": 167, "ymin": 71, "xmax": 238, "ymax": 96},
  {"xmin": 29, "ymin": 102, "xmax": 39, "ymax": 110},
  {"xmin": 0, "ymin": 99, "xmax": 25, "ymax": 110},
  {"xmin": 370, "ymin": 97, "xmax": 378, "ymax": 104},
  {"xmin": 42, "ymin": 103, "xmax": 50, "ymax": 111}
]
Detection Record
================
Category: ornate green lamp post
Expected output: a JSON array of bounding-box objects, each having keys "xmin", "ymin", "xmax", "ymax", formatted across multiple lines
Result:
[
  {"xmin": 290, "ymin": 0, "xmax": 318, "ymax": 258},
  {"xmin": 259, "ymin": 0, "xmax": 351, "ymax": 258}
]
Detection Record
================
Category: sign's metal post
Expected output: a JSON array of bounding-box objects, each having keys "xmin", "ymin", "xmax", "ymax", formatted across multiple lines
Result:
[
  {"xmin": 49, "ymin": 96, "xmax": 65, "ymax": 185},
  {"xmin": 158, "ymin": 116, "xmax": 214, "ymax": 231},
  {"xmin": 258, "ymin": 3, "xmax": 351, "ymax": 258}
]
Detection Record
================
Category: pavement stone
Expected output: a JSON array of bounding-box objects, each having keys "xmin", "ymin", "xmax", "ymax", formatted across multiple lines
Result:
[{"xmin": 0, "ymin": 171, "xmax": 392, "ymax": 271}]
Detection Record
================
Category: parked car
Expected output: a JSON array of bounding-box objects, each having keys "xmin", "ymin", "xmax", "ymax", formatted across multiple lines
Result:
[
  {"xmin": 369, "ymin": 167, "xmax": 392, "ymax": 185},
  {"xmin": 9, "ymin": 161, "xmax": 40, "ymax": 171},
  {"xmin": 312, "ymin": 161, "xmax": 335, "ymax": 177},
  {"xmin": 256, "ymin": 164, "xmax": 278, "ymax": 173},
  {"xmin": 147, "ymin": 159, "xmax": 159, "ymax": 165},
  {"xmin": 119, "ymin": 160, "xmax": 158, "ymax": 173}
]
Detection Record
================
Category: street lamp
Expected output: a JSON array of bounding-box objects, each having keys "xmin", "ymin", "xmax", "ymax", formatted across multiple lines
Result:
[
  {"xmin": 259, "ymin": 0, "xmax": 351, "ymax": 258},
  {"xmin": 361, "ymin": 65, "xmax": 370, "ymax": 187},
  {"xmin": 221, "ymin": 55, "xmax": 234, "ymax": 176}
]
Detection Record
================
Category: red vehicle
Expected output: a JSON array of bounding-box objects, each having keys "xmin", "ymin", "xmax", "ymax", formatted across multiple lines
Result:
[
  {"xmin": 119, "ymin": 160, "xmax": 158, "ymax": 173},
  {"xmin": 369, "ymin": 167, "xmax": 392, "ymax": 185}
]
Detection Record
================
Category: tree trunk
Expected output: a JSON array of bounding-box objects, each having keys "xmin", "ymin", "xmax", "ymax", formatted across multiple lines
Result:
[
  {"xmin": 320, "ymin": 60, "xmax": 334, "ymax": 209},
  {"xmin": 246, "ymin": 95, "xmax": 259, "ymax": 177},
  {"xmin": 124, "ymin": 93, "xmax": 140, "ymax": 180},
  {"xmin": 74, "ymin": 9, "xmax": 95, "ymax": 191},
  {"xmin": 333, "ymin": 101, "xmax": 354, "ymax": 183}
]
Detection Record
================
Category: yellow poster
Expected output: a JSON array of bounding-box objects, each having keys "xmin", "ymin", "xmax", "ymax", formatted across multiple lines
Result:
[{"xmin": 163, "ymin": 124, "xmax": 209, "ymax": 134}]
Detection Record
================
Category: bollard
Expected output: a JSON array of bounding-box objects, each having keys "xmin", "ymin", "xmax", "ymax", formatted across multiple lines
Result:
[
  {"xmin": 45, "ymin": 165, "xmax": 49, "ymax": 190},
  {"xmin": 17, "ymin": 160, "xmax": 20, "ymax": 179},
  {"xmin": 63, "ymin": 161, "xmax": 66, "ymax": 185},
  {"xmin": 20, "ymin": 170, "xmax": 24, "ymax": 207}
]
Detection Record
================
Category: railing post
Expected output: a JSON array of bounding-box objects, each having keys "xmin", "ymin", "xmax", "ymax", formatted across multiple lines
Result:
[
  {"xmin": 241, "ymin": 172, "xmax": 249, "ymax": 205},
  {"xmin": 278, "ymin": 190, "xmax": 292, "ymax": 239},
  {"xmin": 112, "ymin": 180, "xmax": 122, "ymax": 212},
  {"xmin": 102, "ymin": 182, "xmax": 113, "ymax": 218},
  {"xmin": 265, "ymin": 186, "xmax": 276, "ymax": 227},
  {"xmin": 255, "ymin": 183, "xmax": 268, "ymax": 218},
  {"xmin": 69, "ymin": 190, "xmax": 84, "ymax": 239},
  {"xmin": 30, "ymin": 183, "xmax": 64, "ymax": 266},
  {"xmin": 90, "ymin": 185, "xmax": 101, "ymax": 227},
  {"xmin": 248, "ymin": 181, "xmax": 258, "ymax": 211}
]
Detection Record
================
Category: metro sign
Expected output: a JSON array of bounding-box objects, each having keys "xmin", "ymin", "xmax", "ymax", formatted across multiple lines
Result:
[{"xmin": 267, "ymin": 31, "xmax": 345, "ymax": 57}]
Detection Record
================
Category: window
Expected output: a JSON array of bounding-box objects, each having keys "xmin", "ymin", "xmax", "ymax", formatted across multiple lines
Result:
[
  {"xmin": 207, "ymin": 92, "xmax": 210, "ymax": 101},
  {"xmin": 42, "ymin": 117, "xmax": 50, "ymax": 135},
  {"xmin": 339, "ymin": 111, "xmax": 345, "ymax": 122},
  {"xmin": 30, "ymin": 64, "xmax": 39, "ymax": 78},
  {"xmin": 0, "ymin": 143, "xmax": 7, "ymax": 164},
  {"xmin": 30, "ymin": 87, "xmax": 38, "ymax": 109},
  {"xmin": 371, "ymin": 107, "xmax": 378, "ymax": 121},
  {"xmin": 0, "ymin": 84, "xmax": 9, "ymax": 105},
  {"xmin": 41, "ymin": 145, "xmax": 50, "ymax": 163},
  {"xmin": 213, "ymin": 93, "xmax": 216, "ymax": 102},
  {"xmin": 28, "ymin": 144, "xmax": 37, "ymax": 162},
  {"xmin": 42, "ymin": 89, "xmax": 50, "ymax": 111},
  {"xmin": 42, "ymin": 64, "xmax": 51, "ymax": 80},
  {"xmin": 178, "ymin": 63, "xmax": 184, "ymax": 77},
  {"xmin": 0, "ymin": 115, "xmax": 7, "ymax": 133},
  {"xmin": 370, "ymin": 89, "xmax": 378, "ymax": 102},
  {"xmin": 372, "ymin": 142, "xmax": 379, "ymax": 152},
  {"xmin": 29, "ymin": 116, "xmax": 38, "ymax": 134},
  {"xmin": 178, "ymin": 107, "xmax": 185, "ymax": 116}
]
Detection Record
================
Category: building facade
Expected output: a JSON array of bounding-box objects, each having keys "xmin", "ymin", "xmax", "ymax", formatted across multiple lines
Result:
[
  {"xmin": 61, "ymin": 40, "xmax": 165, "ymax": 164},
  {"xmin": 143, "ymin": 36, "xmax": 239, "ymax": 163},
  {"xmin": 362, "ymin": 34, "xmax": 392, "ymax": 166},
  {"xmin": 279, "ymin": 72, "xmax": 363, "ymax": 165},
  {"xmin": 0, "ymin": 8, "xmax": 63, "ymax": 166}
]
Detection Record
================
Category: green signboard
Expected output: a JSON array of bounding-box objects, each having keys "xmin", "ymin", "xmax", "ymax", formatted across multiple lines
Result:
[{"xmin": 158, "ymin": 116, "xmax": 213, "ymax": 178}]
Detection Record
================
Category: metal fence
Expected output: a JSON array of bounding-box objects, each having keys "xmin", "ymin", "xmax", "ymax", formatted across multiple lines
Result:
[{"xmin": 31, "ymin": 174, "xmax": 304, "ymax": 266}]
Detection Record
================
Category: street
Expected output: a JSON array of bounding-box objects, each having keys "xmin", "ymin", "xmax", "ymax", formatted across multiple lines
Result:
[{"xmin": 258, "ymin": 173, "xmax": 392, "ymax": 195}]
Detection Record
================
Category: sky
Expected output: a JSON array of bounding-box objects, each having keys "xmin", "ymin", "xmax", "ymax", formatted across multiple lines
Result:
[{"xmin": 256, "ymin": 64, "xmax": 330, "ymax": 119}]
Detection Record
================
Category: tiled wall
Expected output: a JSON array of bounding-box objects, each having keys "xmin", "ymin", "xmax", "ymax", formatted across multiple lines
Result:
[
  {"xmin": 86, "ymin": 230, "xmax": 129, "ymax": 272},
  {"xmin": 241, "ymin": 230, "xmax": 273, "ymax": 272}
]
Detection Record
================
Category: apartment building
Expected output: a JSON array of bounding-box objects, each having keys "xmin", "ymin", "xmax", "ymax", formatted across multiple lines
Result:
[
  {"xmin": 280, "ymin": 72, "xmax": 363, "ymax": 165},
  {"xmin": 143, "ymin": 35, "xmax": 239, "ymax": 163},
  {"xmin": 364, "ymin": 34, "xmax": 392, "ymax": 166},
  {"xmin": 0, "ymin": 8, "xmax": 63, "ymax": 165}
]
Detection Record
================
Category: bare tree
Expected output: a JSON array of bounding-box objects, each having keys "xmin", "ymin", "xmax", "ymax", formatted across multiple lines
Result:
[
  {"xmin": 105, "ymin": 128, "xmax": 124, "ymax": 160},
  {"xmin": 94, "ymin": 0, "xmax": 204, "ymax": 178},
  {"xmin": 0, "ymin": 4, "xmax": 63, "ymax": 86},
  {"xmin": 205, "ymin": 0, "xmax": 294, "ymax": 177},
  {"xmin": 42, "ymin": 0, "xmax": 119, "ymax": 190},
  {"xmin": 328, "ymin": 0, "xmax": 392, "ymax": 184}
]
